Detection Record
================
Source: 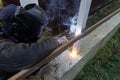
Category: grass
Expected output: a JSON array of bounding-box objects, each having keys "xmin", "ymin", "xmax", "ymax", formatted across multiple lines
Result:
[
  {"xmin": 74, "ymin": 0, "xmax": 120, "ymax": 80},
  {"xmin": 87, "ymin": 0, "xmax": 120, "ymax": 27},
  {"xmin": 74, "ymin": 28, "xmax": 120, "ymax": 80}
]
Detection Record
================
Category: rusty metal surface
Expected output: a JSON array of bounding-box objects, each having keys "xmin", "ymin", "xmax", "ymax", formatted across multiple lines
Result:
[{"xmin": 9, "ymin": 8, "xmax": 120, "ymax": 80}]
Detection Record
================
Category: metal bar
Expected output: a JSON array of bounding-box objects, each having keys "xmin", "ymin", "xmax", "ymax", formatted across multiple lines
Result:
[
  {"xmin": 76, "ymin": 0, "xmax": 92, "ymax": 31},
  {"xmin": 73, "ymin": 0, "xmax": 92, "ymax": 53},
  {"xmin": 20, "ymin": 0, "xmax": 39, "ymax": 7},
  {"xmin": 9, "ymin": 8, "xmax": 120, "ymax": 80}
]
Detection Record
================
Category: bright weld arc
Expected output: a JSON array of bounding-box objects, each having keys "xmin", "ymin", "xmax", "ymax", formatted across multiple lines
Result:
[{"xmin": 69, "ymin": 25, "xmax": 82, "ymax": 58}]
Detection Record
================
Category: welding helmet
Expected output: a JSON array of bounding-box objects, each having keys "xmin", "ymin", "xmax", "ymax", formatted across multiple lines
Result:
[{"xmin": 0, "ymin": 4, "xmax": 48, "ymax": 43}]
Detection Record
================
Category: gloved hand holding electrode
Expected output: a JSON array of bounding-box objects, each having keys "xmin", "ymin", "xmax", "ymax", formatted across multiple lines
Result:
[{"xmin": 57, "ymin": 36, "xmax": 68, "ymax": 45}]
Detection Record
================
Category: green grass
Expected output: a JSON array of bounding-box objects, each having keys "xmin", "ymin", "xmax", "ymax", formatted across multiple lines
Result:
[
  {"xmin": 74, "ymin": 28, "xmax": 120, "ymax": 80},
  {"xmin": 74, "ymin": 0, "xmax": 120, "ymax": 80},
  {"xmin": 87, "ymin": 0, "xmax": 120, "ymax": 27}
]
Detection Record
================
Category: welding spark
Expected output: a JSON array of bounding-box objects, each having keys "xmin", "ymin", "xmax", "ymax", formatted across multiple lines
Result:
[{"xmin": 69, "ymin": 47, "xmax": 78, "ymax": 58}]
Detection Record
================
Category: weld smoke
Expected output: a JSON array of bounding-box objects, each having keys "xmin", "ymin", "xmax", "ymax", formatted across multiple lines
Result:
[{"xmin": 39, "ymin": 0, "xmax": 81, "ymax": 34}]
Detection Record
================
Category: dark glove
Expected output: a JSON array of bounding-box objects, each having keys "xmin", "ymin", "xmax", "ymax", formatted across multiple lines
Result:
[{"xmin": 57, "ymin": 36, "xmax": 68, "ymax": 45}]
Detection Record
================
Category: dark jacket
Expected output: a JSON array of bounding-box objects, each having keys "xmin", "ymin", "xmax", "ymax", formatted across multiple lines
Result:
[{"xmin": 0, "ymin": 35, "xmax": 59, "ymax": 72}]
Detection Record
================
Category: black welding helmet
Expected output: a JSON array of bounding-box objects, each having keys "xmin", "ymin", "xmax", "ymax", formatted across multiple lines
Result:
[{"xmin": 0, "ymin": 4, "xmax": 48, "ymax": 43}]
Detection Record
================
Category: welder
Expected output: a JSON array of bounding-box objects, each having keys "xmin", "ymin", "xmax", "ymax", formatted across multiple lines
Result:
[{"xmin": 0, "ymin": 4, "xmax": 68, "ymax": 72}]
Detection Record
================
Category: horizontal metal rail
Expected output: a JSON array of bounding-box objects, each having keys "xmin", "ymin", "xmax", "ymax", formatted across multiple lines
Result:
[{"xmin": 9, "ymin": 8, "xmax": 120, "ymax": 80}]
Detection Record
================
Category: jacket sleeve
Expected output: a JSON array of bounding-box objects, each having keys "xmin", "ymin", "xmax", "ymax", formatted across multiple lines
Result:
[{"xmin": 0, "ymin": 39, "xmax": 59, "ymax": 72}]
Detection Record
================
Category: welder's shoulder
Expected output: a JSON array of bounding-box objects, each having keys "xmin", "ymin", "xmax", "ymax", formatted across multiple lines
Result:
[{"xmin": 0, "ymin": 37, "xmax": 29, "ymax": 52}]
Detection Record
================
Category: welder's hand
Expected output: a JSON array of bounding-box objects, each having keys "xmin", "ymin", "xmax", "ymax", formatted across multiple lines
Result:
[{"xmin": 57, "ymin": 36, "xmax": 68, "ymax": 45}]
